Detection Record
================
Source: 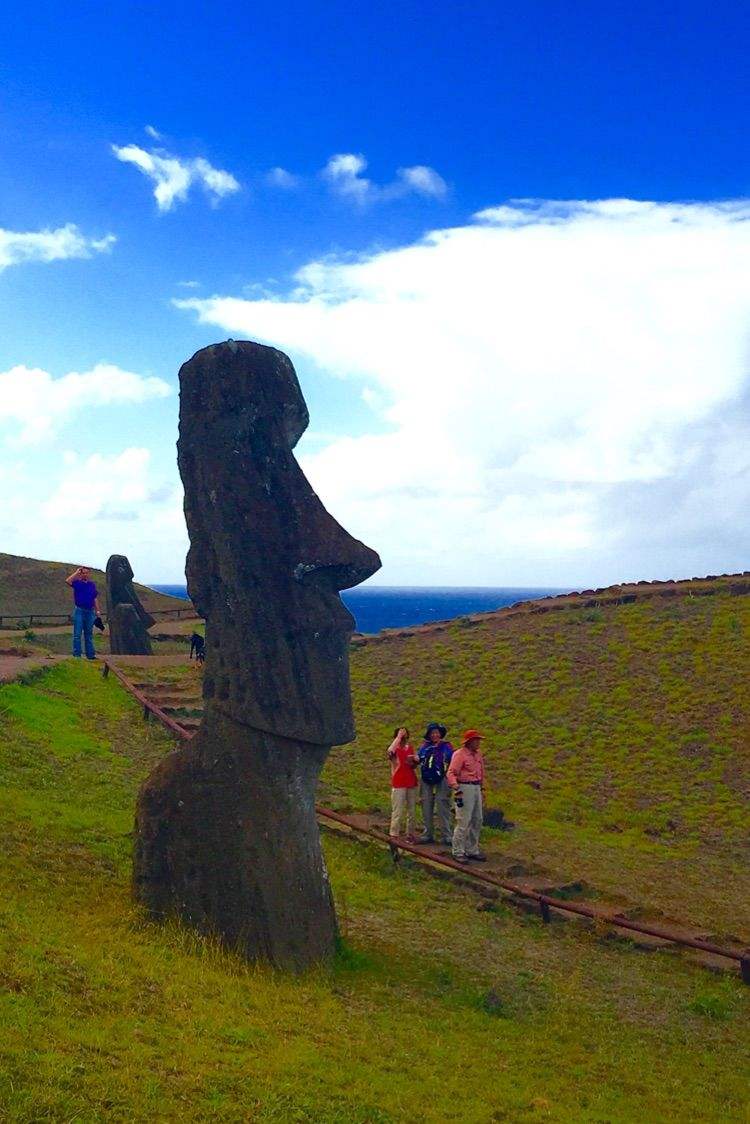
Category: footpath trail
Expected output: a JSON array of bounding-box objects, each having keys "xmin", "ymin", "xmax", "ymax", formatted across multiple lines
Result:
[
  {"xmin": 0, "ymin": 618, "xmax": 199, "ymax": 641},
  {"xmin": 0, "ymin": 653, "xmax": 65, "ymax": 683},
  {"xmin": 0, "ymin": 625, "xmax": 72, "ymax": 637},
  {"xmin": 101, "ymin": 653, "xmax": 750, "ymax": 985}
]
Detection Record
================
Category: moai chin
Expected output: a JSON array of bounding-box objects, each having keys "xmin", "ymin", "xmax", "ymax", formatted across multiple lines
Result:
[
  {"xmin": 106, "ymin": 554, "xmax": 155, "ymax": 655},
  {"xmin": 133, "ymin": 341, "xmax": 381, "ymax": 968}
]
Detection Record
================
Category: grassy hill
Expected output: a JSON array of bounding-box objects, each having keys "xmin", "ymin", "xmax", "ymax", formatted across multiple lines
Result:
[
  {"xmin": 1, "ymin": 662, "xmax": 749, "ymax": 1121},
  {"xmin": 321, "ymin": 576, "xmax": 750, "ymax": 939},
  {"xmin": 0, "ymin": 552, "xmax": 189, "ymax": 619},
  {"xmin": 105, "ymin": 571, "xmax": 750, "ymax": 938}
]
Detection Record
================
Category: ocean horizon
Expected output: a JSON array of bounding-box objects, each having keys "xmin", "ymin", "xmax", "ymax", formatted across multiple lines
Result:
[{"xmin": 149, "ymin": 583, "xmax": 570, "ymax": 635}]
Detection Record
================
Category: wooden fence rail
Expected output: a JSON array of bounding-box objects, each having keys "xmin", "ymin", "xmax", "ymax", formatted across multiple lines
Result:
[
  {"xmin": 101, "ymin": 657, "xmax": 750, "ymax": 986},
  {"xmin": 0, "ymin": 606, "xmax": 197, "ymax": 629}
]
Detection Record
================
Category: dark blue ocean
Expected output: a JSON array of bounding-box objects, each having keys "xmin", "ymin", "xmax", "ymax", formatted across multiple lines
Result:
[{"xmin": 150, "ymin": 584, "xmax": 567, "ymax": 635}]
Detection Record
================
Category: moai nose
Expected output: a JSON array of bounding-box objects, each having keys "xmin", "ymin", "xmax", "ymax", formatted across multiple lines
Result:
[{"xmin": 293, "ymin": 517, "xmax": 381, "ymax": 592}]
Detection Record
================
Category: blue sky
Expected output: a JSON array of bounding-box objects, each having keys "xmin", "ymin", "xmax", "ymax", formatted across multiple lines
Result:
[{"xmin": 1, "ymin": 2, "xmax": 749, "ymax": 585}]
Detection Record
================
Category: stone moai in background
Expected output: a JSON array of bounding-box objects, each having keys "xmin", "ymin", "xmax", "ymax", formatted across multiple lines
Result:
[
  {"xmin": 133, "ymin": 340, "xmax": 381, "ymax": 969},
  {"xmin": 106, "ymin": 554, "xmax": 155, "ymax": 655}
]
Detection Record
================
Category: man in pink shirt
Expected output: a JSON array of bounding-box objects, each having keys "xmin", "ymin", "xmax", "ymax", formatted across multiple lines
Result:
[{"xmin": 446, "ymin": 729, "xmax": 487, "ymax": 863}]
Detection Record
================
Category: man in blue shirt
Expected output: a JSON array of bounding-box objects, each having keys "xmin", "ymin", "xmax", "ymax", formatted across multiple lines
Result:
[
  {"xmin": 65, "ymin": 566, "xmax": 102, "ymax": 659},
  {"xmin": 416, "ymin": 722, "xmax": 454, "ymax": 845}
]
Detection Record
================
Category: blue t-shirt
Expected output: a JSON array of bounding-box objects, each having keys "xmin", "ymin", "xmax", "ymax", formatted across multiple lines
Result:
[{"xmin": 72, "ymin": 579, "xmax": 97, "ymax": 610}]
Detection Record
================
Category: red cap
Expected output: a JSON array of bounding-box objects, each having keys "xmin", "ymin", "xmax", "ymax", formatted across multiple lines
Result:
[{"xmin": 462, "ymin": 729, "xmax": 484, "ymax": 744}]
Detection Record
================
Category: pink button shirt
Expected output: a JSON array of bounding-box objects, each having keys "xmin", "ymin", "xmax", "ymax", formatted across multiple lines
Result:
[{"xmin": 447, "ymin": 746, "xmax": 485, "ymax": 787}]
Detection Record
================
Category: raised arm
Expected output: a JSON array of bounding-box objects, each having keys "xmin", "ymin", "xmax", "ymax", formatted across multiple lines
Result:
[{"xmin": 65, "ymin": 567, "xmax": 82, "ymax": 586}]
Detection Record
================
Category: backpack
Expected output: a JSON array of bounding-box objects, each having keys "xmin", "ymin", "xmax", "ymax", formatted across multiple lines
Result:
[{"xmin": 421, "ymin": 746, "xmax": 447, "ymax": 785}]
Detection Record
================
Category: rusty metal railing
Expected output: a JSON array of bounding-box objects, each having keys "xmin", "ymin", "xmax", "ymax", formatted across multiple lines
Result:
[{"xmin": 102, "ymin": 657, "xmax": 750, "ymax": 983}]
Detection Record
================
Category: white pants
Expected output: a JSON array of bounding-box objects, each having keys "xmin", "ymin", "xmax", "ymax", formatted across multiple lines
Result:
[
  {"xmin": 390, "ymin": 786, "xmax": 418, "ymax": 836},
  {"xmin": 452, "ymin": 784, "xmax": 483, "ymax": 858}
]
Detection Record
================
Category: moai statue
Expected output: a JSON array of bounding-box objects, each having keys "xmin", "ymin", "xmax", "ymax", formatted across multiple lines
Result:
[
  {"xmin": 133, "ymin": 341, "xmax": 380, "ymax": 968},
  {"xmin": 106, "ymin": 554, "xmax": 155, "ymax": 655}
]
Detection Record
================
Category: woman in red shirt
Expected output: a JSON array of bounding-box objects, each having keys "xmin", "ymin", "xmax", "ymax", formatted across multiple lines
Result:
[{"xmin": 387, "ymin": 726, "xmax": 419, "ymax": 840}]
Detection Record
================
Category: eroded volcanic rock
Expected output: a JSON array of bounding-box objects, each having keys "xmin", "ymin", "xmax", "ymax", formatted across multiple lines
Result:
[
  {"xmin": 133, "ymin": 340, "xmax": 381, "ymax": 968},
  {"xmin": 106, "ymin": 554, "xmax": 155, "ymax": 655}
]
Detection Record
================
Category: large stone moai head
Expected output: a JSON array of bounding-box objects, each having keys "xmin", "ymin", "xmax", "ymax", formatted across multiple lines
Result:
[
  {"xmin": 106, "ymin": 553, "xmax": 155, "ymax": 655},
  {"xmin": 177, "ymin": 341, "xmax": 381, "ymax": 745}
]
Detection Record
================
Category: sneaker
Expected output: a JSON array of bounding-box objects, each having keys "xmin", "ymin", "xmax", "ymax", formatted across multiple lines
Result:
[
  {"xmin": 405, "ymin": 834, "xmax": 417, "ymax": 843},
  {"xmin": 468, "ymin": 853, "xmax": 487, "ymax": 862},
  {"xmin": 453, "ymin": 855, "xmax": 469, "ymax": 863},
  {"xmin": 415, "ymin": 836, "xmax": 434, "ymax": 844}
]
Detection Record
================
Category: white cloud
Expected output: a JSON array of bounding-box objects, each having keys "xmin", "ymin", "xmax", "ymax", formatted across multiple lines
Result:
[
  {"xmin": 0, "ymin": 224, "xmax": 115, "ymax": 271},
  {"xmin": 145, "ymin": 124, "xmax": 163, "ymax": 140},
  {"xmin": 0, "ymin": 363, "xmax": 171, "ymax": 445},
  {"xmin": 397, "ymin": 165, "xmax": 448, "ymax": 199},
  {"xmin": 112, "ymin": 142, "xmax": 240, "ymax": 211},
  {"xmin": 322, "ymin": 153, "xmax": 447, "ymax": 205},
  {"xmin": 0, "ymin": 453, "xmax": 187, "ymax": 581},
  {"xmin": 266, "ymin": 166, "xmax": 300, "ymax": 189},
  {"xmin": 44, "ymin": 448, "xmax": 153, "ymax": 522},
  {"xmin": 176, "ymin": 197, "xmax": 750, "ymax": 586},
  {"xmin": 323, "ymin": 153, "xmax": 373, "ymax": 203},
  {"xmin": 192, "ymin": 158, "xmax": 239, "ymax": 199}
]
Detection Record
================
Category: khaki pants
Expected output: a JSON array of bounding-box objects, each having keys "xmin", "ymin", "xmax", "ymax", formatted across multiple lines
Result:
[
  {"xmin": 452, "ymin": 784, "xmax": 483, "ymax": 858},
  {"xmin": 390, "ymin": 786, "xmax": 418, "ymax": 836},
  {"xmin": 420, "ymin": 778, "xmax": 453, "ymax": 842}
]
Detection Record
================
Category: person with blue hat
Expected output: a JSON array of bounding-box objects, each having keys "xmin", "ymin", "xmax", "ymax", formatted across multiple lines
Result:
[{"xmin": 416, "ymin": 722, "xmax": 454, "ymax": 845}]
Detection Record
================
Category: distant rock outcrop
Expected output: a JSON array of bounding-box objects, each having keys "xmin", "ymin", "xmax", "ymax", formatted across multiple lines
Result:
[{"xmin": 106, "ymin": 554, "xmax": 155, "ymax": 655}]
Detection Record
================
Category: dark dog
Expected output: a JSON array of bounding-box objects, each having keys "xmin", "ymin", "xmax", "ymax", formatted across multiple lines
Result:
[{"xmin": 190, "ymin": 632, "xmax": 206, "ymax": 663}]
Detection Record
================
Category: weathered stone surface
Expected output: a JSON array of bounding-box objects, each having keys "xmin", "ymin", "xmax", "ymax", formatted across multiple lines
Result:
[
  {"xmin": 179, "ymin": 341, "xmax": 378, "ymax": 745},
  {"xmin": 106, "ymin": 554, "xmax": 155, "ymax": 655},
  {"xmin": 133, "ymin": 341, "xmax": 380, "ymax": 968}
]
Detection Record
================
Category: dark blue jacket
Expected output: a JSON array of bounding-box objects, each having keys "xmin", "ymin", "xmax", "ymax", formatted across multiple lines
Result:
[{"xmin": 417, "ymin": 740, "xmax": 454, "ymax": 783}]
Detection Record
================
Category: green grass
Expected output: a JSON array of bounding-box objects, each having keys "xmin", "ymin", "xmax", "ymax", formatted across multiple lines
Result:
[
  {"xmin": 323, "ymin": 592, "xmax": 750, "ymax": 937},
  {"xmin": 0, "ymin": 550, "xmax": 186, "ymax": 618},
  {"xmin": 1, "ymin": 663, "xmax": 750, "ymax": 1121}
]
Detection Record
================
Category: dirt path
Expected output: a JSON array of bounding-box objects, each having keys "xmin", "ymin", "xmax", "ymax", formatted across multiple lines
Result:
[
  {"xmin": 0, "ymin": 617, "xmax": 200, "ymax": 640},
  {"xmin": 107, "ymin": 653, "xmax": 196, "ymax": 667},
  {"xmin": 0, "ymin": 654, "xmax": 66, "ymax": 683},
  {"xmin": 0, "ymin": 625, "xmax": 72, "ymax": 637}
]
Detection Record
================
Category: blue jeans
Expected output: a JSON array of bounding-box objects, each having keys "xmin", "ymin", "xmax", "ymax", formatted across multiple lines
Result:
[{"xmin": 73, "ymin": 606, "xmax": 96, "ymax": 659}]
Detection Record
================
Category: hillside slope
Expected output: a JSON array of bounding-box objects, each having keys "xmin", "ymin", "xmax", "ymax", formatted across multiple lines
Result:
[
  {"xmin": 1, "ymin": 663, "xmax": 748, "ymax": 1121},
  {"xmin": 323, "ymin": 577, "xmax": 750, "ymax": 937},
  {"xmin": 0, "ymin": 552, "xmax": 188, "ymax": 617}
]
